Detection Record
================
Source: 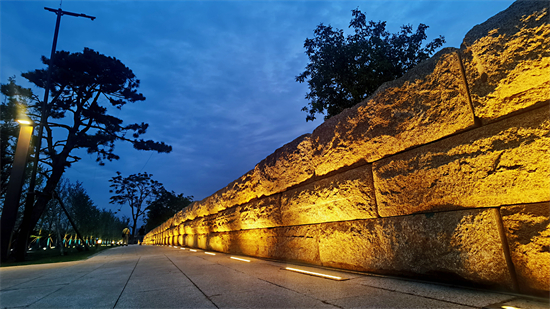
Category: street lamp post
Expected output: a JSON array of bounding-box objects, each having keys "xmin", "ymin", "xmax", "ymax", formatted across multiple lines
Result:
[
  {"xmin": 0, "ymin": 120, "xmax": 35, "ymax": 261},
  {"xmin": 13, "ymin": 7, "xmax": 95, "ymax": 261}
]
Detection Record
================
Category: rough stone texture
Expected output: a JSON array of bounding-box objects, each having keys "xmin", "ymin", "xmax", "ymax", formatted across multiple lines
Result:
[
  {"xmin": 167, "ymin": 135, "xmax": 314, "ymax": 225},
  {"xmin": 181, "ymin": 195, "xmax": 282, "ymax": 234},
  {"xmin": 461, "ymin": 1, "xmax": 550, "ymax": 123},
  {"xmin": 310, "ymin": 48, "xmax": 476, "ymax": 177},
  {"xmin": 142, "ymin": 3, "xmax": 550, "ymax": 296},
  {"xmin": 501, "ymin": 203, "xmax": 550, "ymax": 297},
  {"xmin": 281, "ymin": 164, "xmax": 378, "ymax": 226},
  {"xmin": 227, "ymin": 229, "xmax": 276, "ymax": 258},
  {"xmin": 183, "ymin": 226, "xmax": 321, "ymax": 264},
  {"xmin": 252, "ymin": 134, "xmax": 314, "ymax": 197},
  {"xmin": 212, "ymin": 195, "xmax": 283, "ymax": 232},
  {"xmin": 374, "ymin": 106, "xmax": 550, "ymax": 217},
  {"xmin": 268, "ymin": 225, "xmax": 320, "ymax": 263},
  {"xmin": 206, "ymin": 232, "xmax": 230, "ymax": 252},
  {"xmin": 319, "ymin": 209, "xmax": 514, "ymax": 290},
  {"xmin": 226, "ymin": 225, "xmax": 320, "ymax": 263}
]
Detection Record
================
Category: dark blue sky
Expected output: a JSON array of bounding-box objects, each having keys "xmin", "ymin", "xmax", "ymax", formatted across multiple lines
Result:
[{"xmin": 1, "ymin": 0, "xmax": 514, "ymax": 221}]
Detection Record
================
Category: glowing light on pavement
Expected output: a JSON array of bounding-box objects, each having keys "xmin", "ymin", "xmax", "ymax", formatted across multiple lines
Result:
[
  {"xmin": 230, "ymin": 257, "xmax": 251, "ymax": 262},
  {"xmin": 285, "ymin": 267, "xmax": 346, "ymax": 280}
]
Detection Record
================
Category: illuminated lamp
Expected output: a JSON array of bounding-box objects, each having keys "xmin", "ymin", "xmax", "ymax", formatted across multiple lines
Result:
[
  {"xmin": 284, "ymin": 267, "xmax": 347, "ymax": 281},
  {"xmin": 230, "ymin": 257, "xmax": 251, "ymax": 262},
  {"xmin": 0, "ymin": 114, "xmax": 34, "ymax": 260},
  {"xmin": 205, "ymin": 252, "xmax": 215, "ymax": 255},
  {"xmin": 16, "ymin": 119, "xmax": 33, "ymax": 125},
  {"xmin": 189, "ymin": 249, "xmax": 197, "ymax": 252}
]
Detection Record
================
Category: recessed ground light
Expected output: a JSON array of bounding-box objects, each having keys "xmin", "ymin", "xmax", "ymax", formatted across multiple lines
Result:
[
  {"xmin": 205, "ymin": 252, "xmax": 216, "ymax": 255},
  {"xmin": 190, "ymin": 249, "xmax": 197, "ymax": 252},
  {"xmin": 230, "ymin": 257, "xmax": 251, "ymax": 262},
  {"xmin": 180, "ymin": 248, "xmax": 185, "ymax": 250},
  {"xmin": 284, "ymin": 267, "xmax": 347, "ymax": 281}
]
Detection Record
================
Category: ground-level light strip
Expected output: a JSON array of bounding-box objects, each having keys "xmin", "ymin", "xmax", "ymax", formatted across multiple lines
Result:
[
  {"xmin": 230, "ymin": 257, "xmax": 251, "ymax": 262},
  {"xmin": 284, "ymin": 267, "xmax": 348, "ymax": 281},
  {"xmin": 168, "ymin": 246, "xmax": 345, "ymax": 281}
]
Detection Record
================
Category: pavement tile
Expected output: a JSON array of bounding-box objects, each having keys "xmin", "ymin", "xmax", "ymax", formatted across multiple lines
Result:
[
  {"xmin": 355, "ymin": 276, "xmax": 517, "ymax": 307},
  {"xmin": 27, "ymin": 286, "xmax": 121, "ymax": 308},
  {"xmin": 210, "ymin": 288, "xmax": 338, "ymax": 308},
  {"xmin": 483, "ymin": 298, "xmax": 550, "ymax": 309},
  {"xmin": 115, "ymin": 286, "xmax": 216, "ymax": 308},
  {"xmin": 0, "ymin": 285, "xmax": 63, "ymax": 308},
  {"xmin": 328, "ymin": 287, "xmax": 474, "ymax": 309},
  {"xmin": 1, "ymin": 245, "xmax": 544, "ymax": 309}
]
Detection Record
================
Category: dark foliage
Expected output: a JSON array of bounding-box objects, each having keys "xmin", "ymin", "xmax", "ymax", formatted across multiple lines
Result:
[
  {"xmin": 2, "ymin": 48, "xmax": 172, "ymax": 260},
  {"xmin": 297, "ymin": 9, "xmax": 445, "ymax": 121},
  {"xmin": 109, "ymin": 172, "xmax": 165, "ymax": 237},
  {"xmin": 145, "ymin": 190, "xmax": 193, "ymax": 232}
]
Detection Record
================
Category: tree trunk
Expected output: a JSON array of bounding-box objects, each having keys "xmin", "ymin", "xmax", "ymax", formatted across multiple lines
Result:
[{"xmin": 13, "ymin": 142, "xmax": 72, "ymax": 261}]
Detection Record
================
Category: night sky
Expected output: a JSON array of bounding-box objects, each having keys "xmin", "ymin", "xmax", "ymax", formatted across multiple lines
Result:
[{"xmin": 1, "ymin": 0, "xmax": 514, "ymax": 222}]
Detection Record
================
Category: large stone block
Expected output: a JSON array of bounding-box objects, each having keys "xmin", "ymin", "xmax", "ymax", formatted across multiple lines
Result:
[
  {"xmin": 281, "ymin": 164, "xmax": 378, "ymax": 226},
  {"xmin": 501, "ymin": 203, "xmax": 550, "ymax": 297},
  {"xmin": 310, "ymin": 48, "xmax": 476, "ymax": 177},
  {"xmin": 319, "ymin": 209, "xmax": 515, "ymax": 290},
  {"xmin": 267, "ymin": 225, "xmax": 320, "ymax": 263},
  {"xmin": 228, "ymin": 229, "xmax": 276, "ymax": 258},
  {"xmin": 374, "ymin": 106, "xmax": 550, "ymax": 217},
  {"xmin": 182, "ymin": 195, "xmax": 282, "ymax": 234},
  {"xmin": 460, "ymin": 1, "xmax": 550, "ymax": 123},
  {"xmin": 211, "ymin": 195, "xmax": 283, "ymax": 232},
  {"xmin": 195, "ymin": 226, "xmax": 320, "ymax": 263},
  {"xmin": 251, "ymin": 134, "xmax": 314, "ymax": 197},
  {"xmin": 180, "ymin": 134, "xmax": 314, "ymax": 221},
  {"xmin": 205, "ymin": 232, "xmax": 230, "ymax": 253}
]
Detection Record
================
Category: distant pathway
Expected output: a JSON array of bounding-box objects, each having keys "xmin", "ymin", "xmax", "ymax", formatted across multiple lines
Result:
[{"xmin": 0, "ymin": 245, "xmax": 546, "ymax": 308}]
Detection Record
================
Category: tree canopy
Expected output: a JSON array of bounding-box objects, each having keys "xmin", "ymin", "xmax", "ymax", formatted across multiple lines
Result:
[
  {"xmin": 145, "ymin": 190, "xmax": 193, "ymax": 231},
  {"xmin": 36, "ymin": 179, "xmax": 127, "ymax": 254},
  {"xmin": 2, "ymin": 48, "xmax": 172, "ymax": 260},
  {"xmin": 296, "ymin": 9, "xmax": 445, "ymax": 121},
  {"xmin": 109, "ymin": 172, "xmax": 165, "ymax": 237}
]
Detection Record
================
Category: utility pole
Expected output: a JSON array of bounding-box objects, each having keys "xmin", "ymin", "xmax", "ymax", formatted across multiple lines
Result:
[{"xmin": 13, "ymin": 7, "xmax": 95, "ymax": 261}]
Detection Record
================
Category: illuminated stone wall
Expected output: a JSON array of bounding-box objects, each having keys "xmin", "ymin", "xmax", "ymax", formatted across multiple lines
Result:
[{"xmin": 145, "ymin": 1, "xmax": 549, "ymax": 297}]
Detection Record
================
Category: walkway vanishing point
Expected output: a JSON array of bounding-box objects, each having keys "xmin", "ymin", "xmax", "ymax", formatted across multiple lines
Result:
[{"xmin": 0, "ymin": 245, "xmax": 547, "ymax": 309}]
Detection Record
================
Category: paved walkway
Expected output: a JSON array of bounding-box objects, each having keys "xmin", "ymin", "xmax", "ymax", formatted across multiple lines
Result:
[{"xmin": 0, "ymin": 245, "xmax": 547, "ymax": 308}]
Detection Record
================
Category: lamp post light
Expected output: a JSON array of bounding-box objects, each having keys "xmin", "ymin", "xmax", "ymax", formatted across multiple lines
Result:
[
  {"xmin": 13, "ymin": 7, "xmax": 95, "ymax": 261},
  {"xmin": 0, "ymin": 118, "xmax": 35, "ymax": 261}
]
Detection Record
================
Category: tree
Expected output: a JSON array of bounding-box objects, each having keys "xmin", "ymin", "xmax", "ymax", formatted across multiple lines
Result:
[
  {"xmin": 296, "ymin": 9, "xmax": 445, "ymax": 121},
  {"xmin": 34, "ymin": 178, "xmax": 128, "ymax": 254},
  {"xmin": 145, "ymin": 190, "xmax": 193, "ymax": 231},
  {"xmin": 109, "ymin": 172, "xmax": 165, "ymax": 238},
  {"xmin": 4, "ymin": 48, "xmax": 171, "ymax": 260}
]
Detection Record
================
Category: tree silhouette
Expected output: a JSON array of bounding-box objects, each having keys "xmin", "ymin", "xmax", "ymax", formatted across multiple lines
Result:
[
  {"xmin": 4, "ymin": 48, "xmax": 171, "ymax": 260},
  {"xmin": 297, "ymin": 9, "xmax": 445, "ymax": 121},
  {"xmin": 145, "ymin": 190, "xmax": 193, "ymax": 231},
  {"xmin": 109, "ymin": 172, "xmax": 165, "ymax": 238}
]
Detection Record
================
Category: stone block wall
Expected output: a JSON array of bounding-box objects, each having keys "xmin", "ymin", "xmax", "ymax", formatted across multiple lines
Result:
[{"xmin": 145, "ymin": 1, "xmax": 549, "ymax": 297}]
